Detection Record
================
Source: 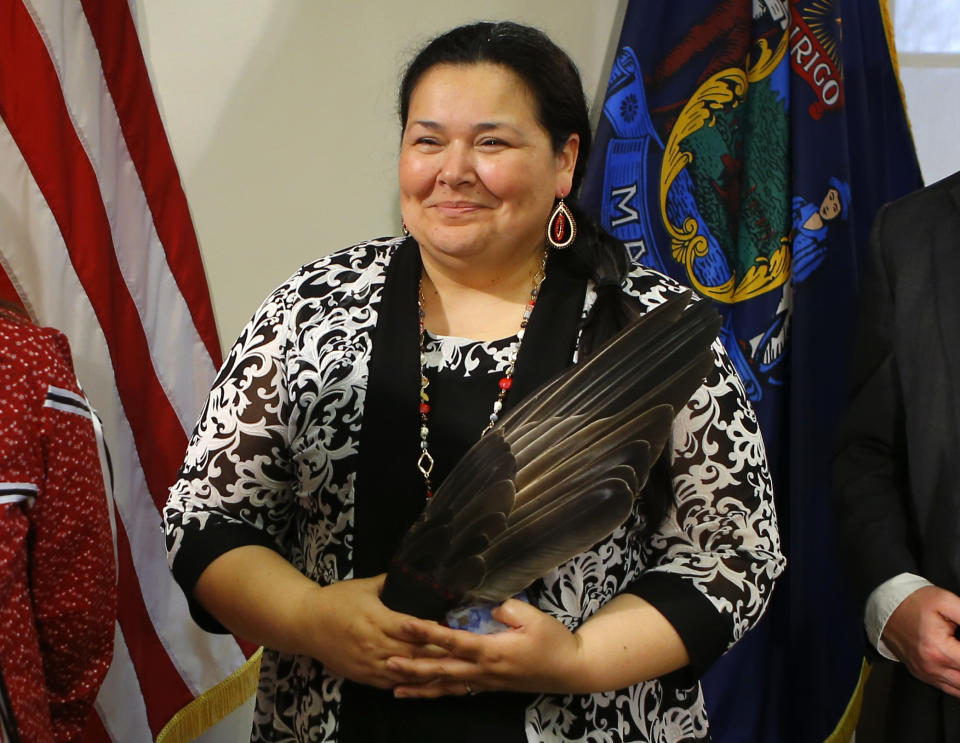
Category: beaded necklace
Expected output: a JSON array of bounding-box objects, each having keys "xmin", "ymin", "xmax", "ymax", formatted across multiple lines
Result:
[{"xmin": 416, "ymin": 251, "xmax": 548, "ymax": 498}]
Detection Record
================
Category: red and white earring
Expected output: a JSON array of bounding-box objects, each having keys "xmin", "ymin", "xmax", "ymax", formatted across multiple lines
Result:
[{"xmin": 546, "ymin": 198, "xmax": 576, "ymax": 249}]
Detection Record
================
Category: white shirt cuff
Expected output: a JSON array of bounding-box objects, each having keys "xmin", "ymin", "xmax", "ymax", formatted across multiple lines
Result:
[{"xmin": 865, "ymin": 573, "xmax": 933, "ymax": 660}]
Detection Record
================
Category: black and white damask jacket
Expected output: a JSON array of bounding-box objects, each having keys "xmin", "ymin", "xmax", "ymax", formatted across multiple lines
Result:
[{"xmin": 164, "ymin": 236, "xmax": 784, "ymax": 743}]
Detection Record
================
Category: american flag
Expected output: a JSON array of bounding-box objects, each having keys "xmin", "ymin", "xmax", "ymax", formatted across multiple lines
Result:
[{"xmin": 0, "ymin": 0, "xmax": 256, "ymax": 740}]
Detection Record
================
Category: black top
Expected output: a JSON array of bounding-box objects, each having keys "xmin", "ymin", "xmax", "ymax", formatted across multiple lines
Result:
[{"xmin": 341, "ymin": 242, "xmax": 586, "ymax": 742}]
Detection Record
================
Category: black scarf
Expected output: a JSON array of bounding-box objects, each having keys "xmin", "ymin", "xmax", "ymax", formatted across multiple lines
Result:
[
  {"xmin": 340, "ymin": 239, "xmax": 586, "ymax": 743},
  {"xmin": 353, "ymin": 238, "xmax": 587, "ymax": 579}
]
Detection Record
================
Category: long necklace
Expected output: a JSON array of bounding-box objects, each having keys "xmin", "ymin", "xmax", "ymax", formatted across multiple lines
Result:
[{"xmin": 417, "ymin": 252, "xmax": 548, "ymax": 499}]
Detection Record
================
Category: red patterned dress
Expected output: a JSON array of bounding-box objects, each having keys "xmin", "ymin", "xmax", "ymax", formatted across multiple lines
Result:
[{"xmin": 0, "ymin": 312, "xmax": 116, "ymax": 743}]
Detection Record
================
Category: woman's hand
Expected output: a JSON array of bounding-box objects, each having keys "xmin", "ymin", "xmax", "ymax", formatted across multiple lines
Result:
[
  {"xmin": 194, "ymin": 546, "xmax": 446, "ymax": 690},
  {"xmin": 385, "ymin": 593, "xmax": 691, "ymax": 698},
  {"xmin": 305, "ymin": 574, "xmax": 449, "ymax": 689},
  {"xmin": 386, "ymin": 598, "xmax": 586, "ymax": 698}
]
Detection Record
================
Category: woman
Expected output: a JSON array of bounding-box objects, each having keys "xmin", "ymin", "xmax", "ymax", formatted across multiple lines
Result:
[
  {"xmin": 164, "ymin": 22, "xmax": 784, "ymax": 742},
  {"xmin": 0, "ymin": 301, "xmax": 116, "ymax": 743}
]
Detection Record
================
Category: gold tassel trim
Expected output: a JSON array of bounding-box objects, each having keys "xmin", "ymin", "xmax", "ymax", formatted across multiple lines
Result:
[
  {"xmin": 823, "ymin": 658, "xmax": 871, "ymax": 743},
  {"xmin": 877, "ymin": 0, "xmax": 916, "ymax": 139},
  {"xmin": 154, "ymin": 647, "xmax": 262, "ymax": 743}
]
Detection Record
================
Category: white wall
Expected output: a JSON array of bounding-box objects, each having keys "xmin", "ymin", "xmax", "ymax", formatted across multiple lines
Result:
[
  {"xmin": 134, "ymin": 1, "xmax": 953, "ymax": 351},
  {"xmin": 134, "ymin": 1, "xmax": 628, "ymax": 349},
  {"xmin": 890, "ymin": 0, "xmax": 960, "ymax": 186}
]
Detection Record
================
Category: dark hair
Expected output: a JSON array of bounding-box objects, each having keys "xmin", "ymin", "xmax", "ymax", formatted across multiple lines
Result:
[
  {"xmin": 399, "ymin": 23, "xmax": 674, "ymax": 536},
  {"xmin": 399, "ymin": 21, "xmax": 593, "ymax": 195}
]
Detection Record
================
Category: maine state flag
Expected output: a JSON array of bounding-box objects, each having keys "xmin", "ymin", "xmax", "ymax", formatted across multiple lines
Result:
[{"xmin": 581, "ymin": 1, "xmax": 923, "ymax": 740}]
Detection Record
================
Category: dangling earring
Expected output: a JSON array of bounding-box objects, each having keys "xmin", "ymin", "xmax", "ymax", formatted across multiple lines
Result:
[
  {"xmin": 402, "ymin": 222, "xmax": 411, "ymax": 237},
  {"xmin": 547, "ymin": 199, "xmax": 576, "ymax": 249}
]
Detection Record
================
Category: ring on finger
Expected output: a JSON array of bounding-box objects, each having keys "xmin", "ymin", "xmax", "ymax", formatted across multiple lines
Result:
[{"xmin": 464, "ymin": 681, "xmax": 476, "ymax": 695}]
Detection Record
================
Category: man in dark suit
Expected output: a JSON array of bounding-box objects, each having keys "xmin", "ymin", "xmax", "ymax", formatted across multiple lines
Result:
[{"xmin": 836, "ymin": 170, "xmax": 960, "ymax": 741}]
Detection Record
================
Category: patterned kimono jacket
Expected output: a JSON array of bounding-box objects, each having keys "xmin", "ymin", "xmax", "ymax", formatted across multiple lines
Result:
[{"xmin": 164, "ymin": 237, "xmax": 784, "ymax": 742}]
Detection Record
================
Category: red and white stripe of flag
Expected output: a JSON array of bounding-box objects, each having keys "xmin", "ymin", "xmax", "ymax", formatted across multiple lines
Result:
[{"xmin": 0, "ymin": 0, "xmax": 254, "ymax": 740}]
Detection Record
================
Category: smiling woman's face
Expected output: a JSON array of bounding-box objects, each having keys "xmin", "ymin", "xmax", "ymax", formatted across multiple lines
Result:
[{"xmin": 399, "ymin": 63, "xmax": 578, "ymax": 269}]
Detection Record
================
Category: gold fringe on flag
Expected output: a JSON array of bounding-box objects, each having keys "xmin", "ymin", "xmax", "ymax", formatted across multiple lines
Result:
[
  {"xmin": 823, "ymin": 659, "xmax": 871, "ymax": 743},
  {"xmin": 877, "ymin": 0, "xmax": 915, "ymax": 133},
  {"xmin": 155, "ymin": 647, "xmax": 262, "ymax": 743}
]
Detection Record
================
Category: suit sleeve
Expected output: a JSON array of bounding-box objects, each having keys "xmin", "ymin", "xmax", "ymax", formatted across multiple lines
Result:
[
  {"xmin": 834, "ymin": 203, "xmax": 919, "ymax": 612},
  {"xmin": 29, "ymin": 331, "xmax": 117, "ymax": 743}
]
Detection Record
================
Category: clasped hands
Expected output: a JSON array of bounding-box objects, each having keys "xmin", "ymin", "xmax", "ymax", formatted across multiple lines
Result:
[{"xmin": 313, "ymin": 575, "xmax": 586, "ymax": 698}]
